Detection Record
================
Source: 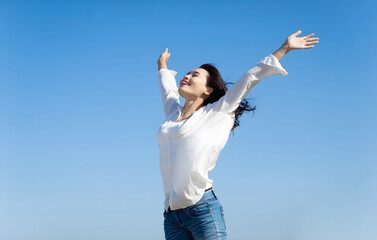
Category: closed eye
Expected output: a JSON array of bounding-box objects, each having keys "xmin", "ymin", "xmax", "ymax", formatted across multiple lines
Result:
[{"xmin": 186, "ymin": 71, "xmax": 201, "ymax": 76}]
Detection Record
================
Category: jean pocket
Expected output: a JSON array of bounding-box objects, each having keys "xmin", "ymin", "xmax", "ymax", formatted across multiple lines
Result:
[{"xmin": 185, "ymin": 202, "xmax": 212, "ymax": 218}]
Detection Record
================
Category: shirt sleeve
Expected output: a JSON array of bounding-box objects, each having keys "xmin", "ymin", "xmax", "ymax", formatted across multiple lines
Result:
[
  {"xmin": 210, "ymin": 54, "xmax": 288, "ymax": 114},
  {"xmin": 157, "ymin": 68, "xmax": 180, "ymax": 119}
]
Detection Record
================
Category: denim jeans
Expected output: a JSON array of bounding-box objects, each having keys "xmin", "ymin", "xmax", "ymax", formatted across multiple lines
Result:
[{"xmin": 163, "ymin": 189, "xmax": 227, "ymax": 240}]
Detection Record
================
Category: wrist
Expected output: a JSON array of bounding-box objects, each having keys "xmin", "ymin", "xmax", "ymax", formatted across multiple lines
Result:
[
  {"xmin": 272, "ymin": 42, "xmax": 290, "ymax": 61},
  {"xmin": 158, "ymin": 62, "xmax": 167, "ymax": 71},
  {"xmin": 281, "ymin": 41, "xmax": 290, "ymax": 53}
]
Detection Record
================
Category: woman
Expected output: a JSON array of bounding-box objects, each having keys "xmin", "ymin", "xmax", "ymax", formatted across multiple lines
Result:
[{"xmin": 157, "ymin": 30, "xmax": 319, "ymax": 240}]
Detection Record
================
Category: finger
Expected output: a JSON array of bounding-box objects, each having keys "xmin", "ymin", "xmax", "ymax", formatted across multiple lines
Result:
[
  {"xmin": 305, "ymin": 41, "xmax": 319, "ymax": 45},
  {"xmin": 304, "ymin": 44, "xmax": 314, "ymax": 48},
  {"xmin": 306, "ymin": 37, "xmax": 319, "ymax": 41},
  {"xmin": 165, "ymin": 48, "xmax": 168, "ymax": 52},
  {"xmin": 304, "ymin": 33, "xmax": 315, "ymax": 39},
  {"xmin": 307, "ymin": 41, "xmax": 319, "ymax": 45},
  {"xmin": 293, "ymin": 30, "xmax": 302, "ymax": 36},
  {"xmin": 302, "ymin": 45, "xmax": 315, "ymax": 49}
]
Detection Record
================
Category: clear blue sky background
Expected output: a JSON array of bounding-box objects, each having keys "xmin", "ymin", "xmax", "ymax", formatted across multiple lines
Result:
[{"xmin": 0, "ymin": 0, "xmax": 376, "ymax": 239}]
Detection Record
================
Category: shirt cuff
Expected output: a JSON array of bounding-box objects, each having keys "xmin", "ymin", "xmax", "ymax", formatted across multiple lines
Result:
[
  {"xmin": 158, "ymin": 68, "xmax": 178, "ymax": 77},
  {"xmin": 258, "ymin": 54, "xmax": 288, "ymax": 76},
  {"xmin": 247, "ymin": 54, "xmax": 288, "ymax": 81}
]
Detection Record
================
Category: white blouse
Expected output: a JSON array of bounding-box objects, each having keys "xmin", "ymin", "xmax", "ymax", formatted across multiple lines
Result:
[{"xmin": 157, "ymin": 54, "xmax": 288, "ymax": 212}]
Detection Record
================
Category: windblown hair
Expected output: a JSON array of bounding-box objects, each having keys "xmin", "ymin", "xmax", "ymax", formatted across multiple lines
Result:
[{"xmin": 199, "ymin": 63, "xmax": 256, "ymax": 132}]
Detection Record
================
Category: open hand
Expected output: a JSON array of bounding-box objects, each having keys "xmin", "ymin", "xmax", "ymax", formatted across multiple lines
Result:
[
  {"xmin": 157, "ymin": 48, "xmax": 171, "ymax": 65},
  {"xmin": 286, "ymin": 30, "xmax": 319, "ymax": 51}
]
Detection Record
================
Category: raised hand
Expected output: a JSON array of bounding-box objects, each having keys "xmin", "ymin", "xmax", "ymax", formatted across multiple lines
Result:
[
  {"xmin": 286, "ymin": 30, "xmax": 319, "ymax": 50},
  {"xmin": 272, "ymin": 30, "xmax": 319, "ymax": 61},
  {"xmin": 157, "ymin": 48, "xmax": 171, "ymax": 70}
]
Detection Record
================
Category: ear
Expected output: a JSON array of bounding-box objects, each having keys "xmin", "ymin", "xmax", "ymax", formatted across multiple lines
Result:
[{"xmin": 204, "ymin": 87, "xmax": 213, "ymax": 96}]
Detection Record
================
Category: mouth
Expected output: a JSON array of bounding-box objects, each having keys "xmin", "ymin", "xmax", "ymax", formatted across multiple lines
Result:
[{"xmin": 180, "ymin": 80, "xmax": 190, "ymax": 86}]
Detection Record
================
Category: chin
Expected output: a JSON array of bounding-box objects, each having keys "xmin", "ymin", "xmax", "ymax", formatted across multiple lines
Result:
[
  {"xmin": 178, "ymin": 88, "xmax": 185, "ymax": 97},
  {"xmin": 178, "ymin": 89, "xmax": 191, "ymax": 100}
]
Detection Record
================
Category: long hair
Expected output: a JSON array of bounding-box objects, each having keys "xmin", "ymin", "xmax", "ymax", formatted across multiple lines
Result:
[{"xmin": 199, "ymin": 63, "xmax": 256, "ymax": 132}]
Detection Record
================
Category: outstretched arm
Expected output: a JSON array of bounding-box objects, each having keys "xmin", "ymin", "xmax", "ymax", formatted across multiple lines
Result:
[
  {"xmin": 157, "ymin": 48, "xmax": 180, "ymax": 119},
  {"xmin": 210, "ymin": 30, "xmax": 319, "ymax": 114}
]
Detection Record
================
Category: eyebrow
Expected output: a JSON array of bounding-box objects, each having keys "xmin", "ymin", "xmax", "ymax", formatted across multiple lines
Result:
[{"xmin": 186, "ymin": 71, "xmax": 201, "ymax": 76}]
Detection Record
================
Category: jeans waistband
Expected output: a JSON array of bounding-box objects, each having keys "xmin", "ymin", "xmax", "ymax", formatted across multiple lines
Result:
[{"xmin": 166, "ymin": 187, "xmax": 217, "ymax": 213}]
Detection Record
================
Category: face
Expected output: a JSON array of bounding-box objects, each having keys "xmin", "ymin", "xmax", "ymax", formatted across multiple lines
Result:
[{"xmin": 178, "ymin": 68, "xmax": 213, "ymax": 101}]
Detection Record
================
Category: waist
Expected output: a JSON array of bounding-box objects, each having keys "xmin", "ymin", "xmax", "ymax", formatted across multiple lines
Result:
[{"xmin": 167, "ymin": 187, "xmax": 213, "ymax": 213}]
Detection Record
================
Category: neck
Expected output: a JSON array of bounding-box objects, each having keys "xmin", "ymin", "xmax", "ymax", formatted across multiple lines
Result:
[{"xmin": 181, "ymin": 98, "xmax": 204, "ymax": 118}]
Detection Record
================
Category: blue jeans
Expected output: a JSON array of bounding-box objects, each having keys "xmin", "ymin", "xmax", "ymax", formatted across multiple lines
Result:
[{"xmin": 163, "ymin": 189, "xmax": 227, "ymax": 240}]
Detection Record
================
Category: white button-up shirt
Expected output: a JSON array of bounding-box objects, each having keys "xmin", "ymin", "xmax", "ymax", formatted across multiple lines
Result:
[{"xmin": 157, "ymin": 54, "xmax": 288, "ymax": 212}]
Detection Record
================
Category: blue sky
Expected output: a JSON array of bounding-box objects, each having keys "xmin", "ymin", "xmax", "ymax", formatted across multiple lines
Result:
[{"xmin": 0, "ymin": 0, "xmax": 376, "ymax": 239}]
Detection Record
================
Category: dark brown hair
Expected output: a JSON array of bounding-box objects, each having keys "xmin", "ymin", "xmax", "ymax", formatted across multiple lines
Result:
[{"xmin": 199, "ymin": 63, "xmax": 256, "ymax": 133}]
